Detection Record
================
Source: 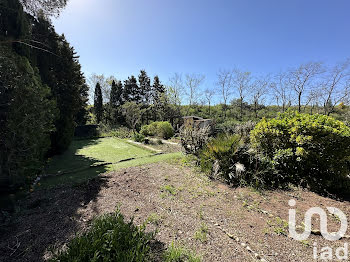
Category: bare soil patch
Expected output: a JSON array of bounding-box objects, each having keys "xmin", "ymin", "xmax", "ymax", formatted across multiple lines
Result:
[{"xmin": 1, "ymin": 161, "xmax": 350, "ymax": 261}]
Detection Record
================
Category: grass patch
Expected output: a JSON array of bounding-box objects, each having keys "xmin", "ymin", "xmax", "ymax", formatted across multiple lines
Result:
[
  {"xmin": 40, "ymin": 137, "xmax": 182, "ymax": 188},
  {"xmin": 160, "ymin": 185, "xmax": 178, "ymax": 198},
  {"xmin": 265, "ymin": 216, "xmax": 289, "ymax": 236},
  {"xmin": 193, "ymin": 223, "xmax": 208, "ymax": 242},
  {"xmin": 146, "ymin": 213, "xmax": 162, "ymax": 225},
  {"xmin": 164, "ymin": 242, "xmax": 201, "ymax": 262}
]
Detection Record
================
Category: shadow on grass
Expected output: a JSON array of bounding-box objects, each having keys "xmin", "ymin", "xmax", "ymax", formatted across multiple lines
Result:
[{"xmin": 40, "ymin": 138, "xmax": 109, "ymax": 188}]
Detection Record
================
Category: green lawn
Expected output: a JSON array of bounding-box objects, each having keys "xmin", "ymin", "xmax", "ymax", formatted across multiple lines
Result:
[{"xmin": 40, "ymin": 137, "xmax": 182, "ymax": 188}]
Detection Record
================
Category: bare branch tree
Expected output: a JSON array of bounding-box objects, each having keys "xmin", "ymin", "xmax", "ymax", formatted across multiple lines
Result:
[
  {"xmin": 216, "ymin": 70, "xmax": 233, "ymax": 118},
  {"xmin": 185, "ymin": 73, "xmax": 205, "ymax": 114},
  {"xmin": 204, "ymin": 88, "xmax": 215, "ymax": 116},
  {"xmin": 320, "ymin": 59, "xmax": 350, "ymax": 115},
  {"xmin": 271, "ymin": 72, "xmax": 291, "ymax": 112},
  {"xmin": 168, "ymin": 73, "xmax": 184, "ymax": 106},
  {"xmin": 306, "ymin": 88, "xmax": 321, "ymax": 114},
  {"xmin": 88, "ymin": 73, "xmax": 113, "ymax": 104},
  {"xmin": 232, "ymin": 69, "xmax": 252, "ymax": 120},
  {"xmin": 251, "ymin": 76, "xmax": 269, "ymax": 118},
  {"xmin": 287, "ymin": 62, "xmax": 323, "ymax": 112}
]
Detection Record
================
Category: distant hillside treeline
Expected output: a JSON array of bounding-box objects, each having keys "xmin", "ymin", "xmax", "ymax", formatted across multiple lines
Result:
[
  {"xmin": 88, "ymin": 65, "xmax": 350, "ymax": 131},
  {"xmin": 0, "ymin": 0, "xmax": 88, "ymax": 192}
]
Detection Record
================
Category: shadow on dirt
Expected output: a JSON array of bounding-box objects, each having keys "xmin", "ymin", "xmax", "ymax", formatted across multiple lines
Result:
[{"xmin": 0, "ymin": 139, "xmax": 110, "ymax": 262}]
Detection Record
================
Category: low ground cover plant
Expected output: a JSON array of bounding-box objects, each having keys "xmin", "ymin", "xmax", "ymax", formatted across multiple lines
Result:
[
  {"xmin": 50, "ymin": 209, "xmax": 201, "ymax": 262},
  {"xmin": 50, "ymin": 210, "xmax": 155, "ymax": 261}
]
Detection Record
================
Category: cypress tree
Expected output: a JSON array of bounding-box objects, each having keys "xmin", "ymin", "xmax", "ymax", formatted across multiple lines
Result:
[
  {"xmin": 110, "ymin": 80, "xmax": 118, "ymax": 108},
  {"xmin": 94, "ymin": 82, "xmax": 103, "ymax": 123}
]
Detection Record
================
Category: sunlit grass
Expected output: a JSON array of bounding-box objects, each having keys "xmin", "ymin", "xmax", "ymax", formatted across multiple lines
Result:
[{"xmin": 40, "ymin": 137, "xmax": 182, "ymax": 188}]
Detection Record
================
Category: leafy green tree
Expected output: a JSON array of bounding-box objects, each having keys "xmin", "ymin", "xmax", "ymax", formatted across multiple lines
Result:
[{"xmin": 94, "ymin": 82, "xmax": 103, "ymax": 124}]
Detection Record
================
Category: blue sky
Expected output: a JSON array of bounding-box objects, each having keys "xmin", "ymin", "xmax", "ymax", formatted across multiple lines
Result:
[{"xmin": 53, "ymin": 0, "xmax": 350, "ymax": 92}]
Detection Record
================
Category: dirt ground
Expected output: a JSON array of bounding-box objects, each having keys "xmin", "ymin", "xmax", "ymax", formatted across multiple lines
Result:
[{"xmin": 1, "ymin": 161, "xmax": 350, "ymax": 262}]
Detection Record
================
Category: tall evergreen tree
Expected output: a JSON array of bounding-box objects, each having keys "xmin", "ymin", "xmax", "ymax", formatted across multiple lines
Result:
[
  {"xmin": 152, "ymin": 75, "xmax": 165, "ymax": 102},
  {"xmin": 110, "ymin": 80, "xmax": 118, "ymax": 108},
  {"xmin": 94, "ymin": 82, "xmax": 103, "ymax": 124},
  {"xmin": 0, "ymin": 0, "xmax": 88, "ymax": 191},
  {"xmin": 124, "ymin": 76, "xmax": 139, "ymax": 103},
  {"xmin": 151, "ymin": 75, "xmax": 166, "ymax": 120},
  {"xmin": 138, "ymin": 70, "xmax": 151, "ymax": 105}
]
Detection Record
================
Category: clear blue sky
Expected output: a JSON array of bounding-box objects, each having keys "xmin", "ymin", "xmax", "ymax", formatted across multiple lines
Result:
[{"xmin": 53, "ymin": 0, "xmax": 350, "ymax": 91}]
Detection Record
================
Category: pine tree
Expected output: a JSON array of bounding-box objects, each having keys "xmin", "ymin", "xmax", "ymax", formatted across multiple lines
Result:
[
  {"xmin": 109, "ymin": 80, "xmax": 124, "ymax": 125},
  {"xmin": 94, "ymin": 82, "xmax": 103, "ymax": 123},
  {"xmin": 124, "ymin": 75, "xmax": 139, "ymax": 103},
  {"xmin": 116, "ymin": 80, "xmax": 124, "ymax": 106},
  {"xmin": 138, "ymin": 70, "xmax": 151, "ymax": 105},
  {"xmin": 151, "ymin": 75, "xmax": 166, "ymax": 120},
  {"xmin": 152, "ymin": 75, "xmax": 165, "ymax": 102}
]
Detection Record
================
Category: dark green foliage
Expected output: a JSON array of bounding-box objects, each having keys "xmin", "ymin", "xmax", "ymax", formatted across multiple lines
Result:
[
  {"xmin": 250, "ymin": 111, "xmax": 350, "ymax": 192},
  {"xmin": 140, "ymin": 121, "xmax": 174, "ymax": 139},
  {"xmin": 0, "ymin": 0, "xmax": 88, "ymax": 191},
  {"xmin": 124, "ymin": 75, "xmax": 140, "ymax": 103},
  {"xmin": 50, "ymin": 210, "xmax": 155, "ymax": 262},
  {"xmin": 199, "ymin": 134, "xmax": 242, "ymax": 181},
  {"xmin": 0, "ymin": 46, "xmax": 56, "ymax": 191},
  {"xmin": 152, "ymin": 75, "xmax": 165, "ymax": 100},
  {"xmin": 109, "ymin": 80, "xmax": 124, "ymax": 125},
  {"xmin": 49, "ymin": 37, "xmax": 87, "ymax": 153},
  {"xmin": 110, "ymin": 80, "xmax": 118, "ymax": 108},
  {"xmin": 138, "ymin": 70, "xmax": 151, "ymax": 105},
  {"xmin": 133, "ymin": 133, "xmax": 146, "ymax": 143},
  {"xmin": 75, "ymin": 83, "xmax": 89, "ymax": 125},
  {"xmin": 94, "ymin": 83, "xmax": 103, "ymax": 124}
]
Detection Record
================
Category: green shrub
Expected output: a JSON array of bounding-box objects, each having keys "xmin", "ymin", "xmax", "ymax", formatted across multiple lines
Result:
[
  {"xmin": 140, "ymin": 121, "xmax": 174, "ymax": 139},
  {"xmin": 250, "ymin": 111, "xmax": 350, "ymax": 192},
  {"xmin": 133, "ymin": 133, "xmax": 145, "ymax": 143},
  {"xmin": 200, "ymin": 134, "xmax": 242, "ymax": 181},
  {"xmin": 50, "ymin": 210, "xmax": 155, "ymax": 262}
]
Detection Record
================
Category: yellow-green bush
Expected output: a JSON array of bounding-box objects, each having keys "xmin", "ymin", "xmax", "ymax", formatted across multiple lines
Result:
[
  {"xmin": 250, "ymin": 111, "xmax": 350, "ymax": 192},
  {"xmin": 140, "ymin": 121, "xmax": 174, "ymax": 139}
]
